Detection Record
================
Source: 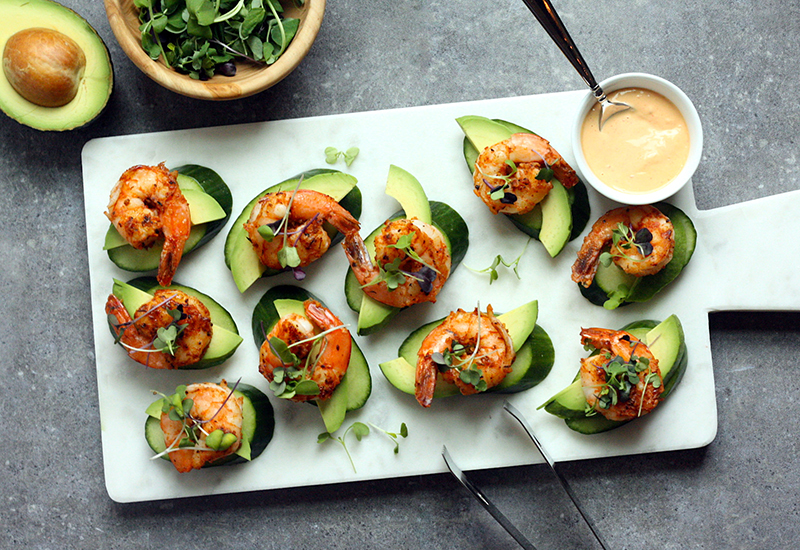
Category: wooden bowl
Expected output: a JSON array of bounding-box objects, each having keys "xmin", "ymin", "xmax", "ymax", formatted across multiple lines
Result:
[{"xmin": 104, "ymin": 0, "xmax": 324, "ymax": 100}]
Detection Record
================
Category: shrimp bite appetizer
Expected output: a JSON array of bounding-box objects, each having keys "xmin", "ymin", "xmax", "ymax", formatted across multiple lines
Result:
[
  {"xmin": 145, "ymin": 380, "xmax": 274, "ymax": 473},
  {"xmin": 343, "ymin": 165, "xmax": 469, "ymax": 335},
  {"xmin": 572, "ymin": 203, "xmax": 696, "ymax": 309},
  {"xmin": 457, "ymin": 115, "xmax": 590, "ymax": 257},
  {"xmin": 106, "ymin": 277, "xmax": 242, "ymax": 370},
  {"xmin": 540, "ymin": 316, "xmax": 687, "ymax": 434},
  {"xmin": 379, "ymin": 300, "xmax": 553, "ymax": 408},
  {"xmin": 104, "ymin": 163, "xmax": 232, "ymax": 286},
  {"xmin": 224, "ymin": 169, "xmax": 362, "ymax": 293},
  {"xmin": 252, "ymin": 285, "xmax": 371, "ymax": 433}
]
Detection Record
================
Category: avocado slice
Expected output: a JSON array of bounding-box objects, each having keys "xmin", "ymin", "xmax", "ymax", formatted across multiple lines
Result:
[{"xmin": 0, "ymin": 0, "xmax": 113, "ymax": 131}]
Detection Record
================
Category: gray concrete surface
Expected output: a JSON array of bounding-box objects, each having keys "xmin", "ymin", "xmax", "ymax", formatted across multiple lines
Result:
[{"xmin": 1, "ymin": 0, "xmax": 799, "ymax": 548}]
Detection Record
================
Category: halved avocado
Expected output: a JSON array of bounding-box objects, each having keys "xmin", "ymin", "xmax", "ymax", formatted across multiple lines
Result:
[{"xmin": 0, "ymin": 0, "xmax": 113, "ymax": 131}]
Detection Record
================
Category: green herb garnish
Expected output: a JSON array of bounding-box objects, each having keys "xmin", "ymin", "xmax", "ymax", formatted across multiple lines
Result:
[
  {"xmin": 135, "ymin": 0, "xmax": 300, "ymax": 80},
  {"xmin": 467, "ymin": 239, "xmax": 530, "ymax": 285},
  {"xmin": 600, "ymin": 223, "xmax": 655, "ymax": 267},
  {"xmin": 318, "ymin": 421, "xmax": 408, "ymax": 472},
  {"xmin": 325, "ymin": 146, "xmax": 360, "ymax": 166}
]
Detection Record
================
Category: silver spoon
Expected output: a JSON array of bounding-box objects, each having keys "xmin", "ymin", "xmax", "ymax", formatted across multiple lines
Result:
[{"xmin": 519, "ymin": 0, "xmax": 631, "ymax": 130}]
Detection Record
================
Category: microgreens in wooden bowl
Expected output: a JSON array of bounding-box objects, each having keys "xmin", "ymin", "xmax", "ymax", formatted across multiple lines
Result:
[{"xmin": 104, "ymin": 0, "xmax": 324, "ymax": 100}]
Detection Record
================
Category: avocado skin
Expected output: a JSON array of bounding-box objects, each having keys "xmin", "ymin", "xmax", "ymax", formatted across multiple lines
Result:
[{"xmin": 0, "ymin": 0, "xmax": 114, "ymax": 131}]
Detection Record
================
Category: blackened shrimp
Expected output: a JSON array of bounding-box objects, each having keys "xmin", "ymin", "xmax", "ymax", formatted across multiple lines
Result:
[
  {"xmin": 473, "ymin": 133, "xmax": 578, "ymax": 215},
  {"xmin": 579, "ymin": 327, "xmax": 663, "ymax": 421},
  {"xmin": 105, "ymin": 289, "xmax": 213, "ymax": 369},
  {"xmin": 572, "ymin": 205, "xmax": 675, "ymax": 287},
  {"xmin": 105, "ymin": 163, "xmax": 191, "ymax": 286},
  {"xmin": 243, "ymin": 189, "xmax": 360, "ymax": 271},
  {"xmin": 259, "ymin": 299, "xmax": 351, "ymax": 402},
  {"xmin": 159, "ymin": 381, "xmax": 243, "ymax": 473},
  {"xmin": 343, "ymin": 218, "xmax": 451, "ymax": 308},
  {"xmin": 415, "ymin": 305, "xmax": 515, "ymax": 408}
]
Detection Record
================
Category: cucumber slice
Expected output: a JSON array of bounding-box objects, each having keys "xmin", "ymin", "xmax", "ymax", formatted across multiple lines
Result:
[
  {"xmin": 106, "ymin": 166, "xmax": 232, "ymax": 272},
  {"xmin": 251, "ymin": 285, "xmax": 371, "ymax": 433},
  {"xmin": 456, "ymin": 115, "xmax": 590, "ymax": 251},
  {"xmin": 144, "ymin": 382, "xmax": 274, "ymax": 467},
  {"xmin": 579, "ymin": 203, "xmax": 697, "ymax": 309},
  {"xmin": 344, "ymin": 196, "xmax": 469, "ymax": 336},
  {"xmin": 110, "ymin": 277, "xmax": 242, "ymax": 369},
  {"xmin": 541, "ymin": 315, "xmax": 687, "ymax": 434},
  {"xmin": 378, "ymin": 300, "xmax": 554, "ymax": 402},
  {"xmin": 224, "ymin": 169, "xmax": 361, "ymax": 293}
]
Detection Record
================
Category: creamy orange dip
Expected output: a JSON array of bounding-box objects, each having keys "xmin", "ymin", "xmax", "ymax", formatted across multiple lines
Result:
[{"xmin": 580, "ymin": 87, "xmax": 690, "ymax": 194}]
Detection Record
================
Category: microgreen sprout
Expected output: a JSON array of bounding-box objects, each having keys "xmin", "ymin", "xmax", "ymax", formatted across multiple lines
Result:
[
  {"xmin": 150, "ymin": 379, "xmax": 241, "ymax": 459},
  {"xmin": 318, "ymin": 421, "xmax": 408, "ymax": 472},
  {"xmin": 325, "ymin": 146, "xmax": 360, "ymax": 166},
  {"xmin": 600, "ymin": 223, "xmax": 655, "ymax": 267},
  {"xmin": 467, "ymin": 239, "xmax": 530, "ymax": 285}
]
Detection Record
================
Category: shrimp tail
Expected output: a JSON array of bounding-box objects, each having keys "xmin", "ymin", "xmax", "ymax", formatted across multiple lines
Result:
[
  {"xmin": 157, "ymin": 192, "xmax": 191, "ymax": 287},
  {"xmin": 415, "ymin": 361, "xmax": 437, "ymax": 408},
  {"xmin": 572, "ymin": 244, "xmax": 604, "ymax": 287},
  {"xmin": 105, "ymin": 293, "xmax": 132, "ymax": 335},
  {"xmin": 342, "ymin": 233, "xmax": 378, "ymax": 281}
]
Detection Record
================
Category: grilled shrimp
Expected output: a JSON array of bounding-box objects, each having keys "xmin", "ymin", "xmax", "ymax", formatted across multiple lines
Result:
[
  {"xmin": 105, "ymin": 289, "xmax": 213, "ymax": 369},
  {"xmin": 473, "ymin": 133, "xmax": 578, "ymax": 215},
  {"xmin": 572, "ymin": 205, "xmax": 675, "ymax": 287},
  {"xmin": 159, "ymin": 381, "xmax": 243, "ymax": 473},
  {"xmin": 415, "ymin": 305, "xmax": 515, "ymax": 408},
  {"xmin": 259, "ymin": 299, "xmax": 351, "ymax": 402},
  {"xmin": 105, "ymin": 163, "xmax": 191, "ymax": 286},
  {"xmin": 343, "ymin": 218, "xmax": 451, "ymax": 308},
  {"xmin": 243, "ymin": 189, "xmax": 360, "ymax": 271},
  {"xmin": 579, "ymin": 327, "xmax": 663, "ymax": 421}
]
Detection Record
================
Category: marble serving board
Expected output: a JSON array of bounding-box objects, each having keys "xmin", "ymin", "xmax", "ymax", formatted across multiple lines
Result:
[{"xmin": 82, "ymin": 89, "xmax": 800, "ymax": 503}]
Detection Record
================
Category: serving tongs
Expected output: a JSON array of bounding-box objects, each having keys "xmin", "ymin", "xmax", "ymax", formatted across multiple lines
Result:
[
  {"xmin": 504, "ymin": 401, "xmax": 610, "ymax": 550},
  {"xmin": 520, "ymin": 0, "xmax": 631, "ymax": 130},
  {"xmin": 442, "ymin": 445, "xmax": 537, "ymax": 549}
]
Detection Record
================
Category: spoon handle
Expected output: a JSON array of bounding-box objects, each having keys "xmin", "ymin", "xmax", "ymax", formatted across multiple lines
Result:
[{"xmin": 519, "ymin": 0, "xmax": 599, "ymax": 91}]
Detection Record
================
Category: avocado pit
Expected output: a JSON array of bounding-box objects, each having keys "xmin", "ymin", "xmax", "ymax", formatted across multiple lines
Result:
[{"xmin": 3, "ymin": 27, "xmax": 86, "ymax": 107}]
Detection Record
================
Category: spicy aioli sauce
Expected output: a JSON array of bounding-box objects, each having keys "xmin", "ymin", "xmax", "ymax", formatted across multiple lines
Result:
[{"xmin": 580, "ymin": 87, "xmax": 690, "ymax": 194}]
